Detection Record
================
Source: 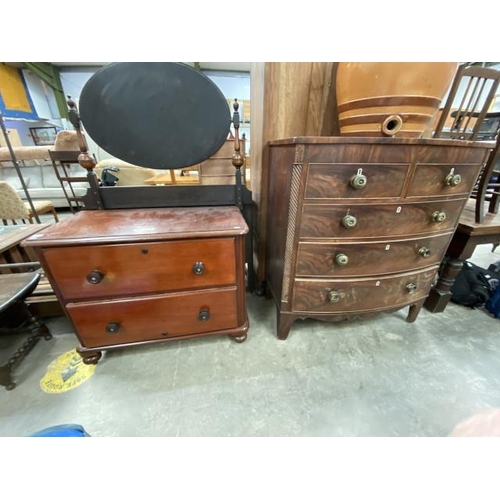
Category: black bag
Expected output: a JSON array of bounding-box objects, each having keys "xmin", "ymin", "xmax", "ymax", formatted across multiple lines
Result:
[{"xmin": 450, "ymin": 261, "xmax": 499, "ymax": 308}]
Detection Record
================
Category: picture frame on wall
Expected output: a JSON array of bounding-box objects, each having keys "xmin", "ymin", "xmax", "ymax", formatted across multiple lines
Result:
[{"xmin": 29, "ymin": 126, "xmax": 58, "ymax": 146}]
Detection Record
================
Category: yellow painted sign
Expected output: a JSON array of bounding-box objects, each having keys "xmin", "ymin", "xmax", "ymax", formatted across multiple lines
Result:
[
  {"xmin": 40, "ymin": 349, "xmax": 96, "ymax": 394},
  {"xmin": 0, "ymin": 64, "xmax": 33, "ymax": 113}
]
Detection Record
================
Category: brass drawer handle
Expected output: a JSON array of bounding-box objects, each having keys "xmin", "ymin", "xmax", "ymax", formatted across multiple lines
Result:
[
  {"xmin": 406, "ymin": 283, "xmax": 418, "ymax": 294},
  {"xmin": 335, "ymin": 253, "xmax": 349, "ymax": 266},
  {"xmin": 431, "ymin": 211, "xmax": 447, "ymax": 223},
  {"xmin": 193, "ymin": 262, "xmax": 205, "ymax": 275},
  {"xmin": 350, "ymin": 173, "xmax": 367, "ymax": 189},
  {"xmin": 106, "ymin": 321, "xmax": 121, "ymax": 334},
  {"xmin": 418, "ymin": 247, "xmax": 431, "ymax": 258},
  {"xmin": 87, "ymin": 269, "xmax": 105, "ymax": 284},
  {"xmin": 328, "ymin": 291, "xmax": 341, "ymax": 303},
  {"xmin": 445, "ymin": 172, "xmax": 462, "ymax": 187},
  {"xmin": 199, "ymin": 308, "xmax": 210, "ymax": 321},
  {"xmin": 342, "ymin": 214, "xmax": 357, "ymax": 229}
]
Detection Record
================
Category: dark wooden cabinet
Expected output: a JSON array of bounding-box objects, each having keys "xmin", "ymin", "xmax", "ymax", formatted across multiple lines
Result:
[
  {"xmin": 265, "ymin": 137, "xmax": 491, "ymax": 339},
  {"xmin": 24, "ymin": 206, "xmax": 249, "ymax": 363}
]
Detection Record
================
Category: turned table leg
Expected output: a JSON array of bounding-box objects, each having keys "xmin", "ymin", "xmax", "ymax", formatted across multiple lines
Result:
[{"xmin": 424, "ymin": 259, "xmax": 463, "ymax": 313}]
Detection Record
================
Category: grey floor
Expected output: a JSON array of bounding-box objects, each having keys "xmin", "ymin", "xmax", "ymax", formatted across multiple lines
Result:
[{"xmin": 1, "ymin": 211, "xmax": 500, "ymax": 436}]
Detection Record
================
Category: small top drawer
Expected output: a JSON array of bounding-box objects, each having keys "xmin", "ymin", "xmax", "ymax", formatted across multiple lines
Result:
[
  {"xmin": 43, "ymin": 237, "xmax": 236, "ymax": 301},
  {"xmin": 407, "ymin": 163, "xmax": 482, "ymax": 198},
  {"xmin": 305, "ymin": 163, "xmax": 410, "ymax": 199}
]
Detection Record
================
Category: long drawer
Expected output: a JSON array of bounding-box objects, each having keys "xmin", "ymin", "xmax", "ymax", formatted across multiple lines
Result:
[
  {"xmin": 42, "ymin": 238, "xmax": 236, "ymax": 300},
  {"xmin": 300, "ymin": 199, "xmax": 466, "ymax": 239},
  {"xmin": 292, "ymin": 267, "xmax": 438, "ymax": 313},
  {"xmin": 66, "ymin": 287, "xmax": 239, "ymax": 348},
  {"xmin": 296, "ymin": 233, "xmax": 452, "ymax": 277}
]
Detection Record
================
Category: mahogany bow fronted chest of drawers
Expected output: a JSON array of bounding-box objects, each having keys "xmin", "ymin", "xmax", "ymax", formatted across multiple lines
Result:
[
  {"xmin": 23, "ymin": 207, "xmax": 249, "ymax": 363},
  {"xmin": 265, "ymin": 137, "xmax": 491, "ymax": 339}
]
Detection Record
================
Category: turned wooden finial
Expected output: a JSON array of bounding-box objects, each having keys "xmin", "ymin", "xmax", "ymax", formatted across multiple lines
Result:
[
  {"xmin": 231, "ymin": 98, "xmax": 244, "ymax": 170},
  {"xmin": 66, "ymin": 95, "xmax": 96, "ymax": 173}
]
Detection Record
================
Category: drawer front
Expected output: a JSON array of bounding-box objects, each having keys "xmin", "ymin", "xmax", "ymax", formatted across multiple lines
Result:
[
  {"xmin": 43, "ymin": 238, "xmax": 236, "ymax": 300},
  {"xmin": 305, "ymin": 163, "xmax": 409, "ymax": 199},
  {"xmin": 292, "ymin": 268, "xmax": 438, "ymax": 313},
  {"xmin": 300, "ymin": 199, "xmax": 465, "ymax": 239},
  {"xmin": 296, "ymin": 233, "xmax": 452, "ymax": 277},
  {"xmin": 407, "ymin": 163, "xmax": 481, "ymax": 198},
  {"xmin": 67, "ymin": 287, "xmax": 239, "ymax": 348}
]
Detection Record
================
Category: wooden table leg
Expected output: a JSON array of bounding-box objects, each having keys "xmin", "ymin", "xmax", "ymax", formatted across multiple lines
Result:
[{"xmin": 424, "ymin": 259, "xmax": 463, "ymax": 313}]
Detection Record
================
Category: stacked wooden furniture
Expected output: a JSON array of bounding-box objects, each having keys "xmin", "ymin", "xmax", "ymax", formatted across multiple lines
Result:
[
  {"xmin": 265, "ymin": 136, "xmax": 491, "ymax": 339},
  {"xmin": 24, "ymin": 207, "xmax": 249, "ymax": 364}
]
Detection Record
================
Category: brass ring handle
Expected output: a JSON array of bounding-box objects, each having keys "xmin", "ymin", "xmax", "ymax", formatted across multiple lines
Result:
[
  {"xmin": 106, "ymin": 321, "xmax": 121, "ymax": 334},
  {"xmin": 445, "ymin": 173, "xmax": 462, "ymax": 186},
  {"xmin": 193, "ymin": 262, "xmax": 205, "ymax": 275},
  {"xmin": 350, "ymin": 173, "xmax": 368, "ymax": 189},
  {"xmin": 87, "ymin": 269, "xmax": 105, "ymax": 284},
  {"xmin": 431, "ymin": 211, "xmax": 447, "ymax": 223},
  {"xmin": 328, "ymin": 291, "xmax": 341, "ymax": 303},
  {"xmin": 335, "ymin": 253, "xmax": 349, "ymax": 266},
  {"xmin": 418, "ymin": 247, "xmax": 431, "ymax": 258},
  {"xmin": 342, "ymin": 214, "xmax": 358, "ymax": 229},
  {"xmin": 406, "ymin": 283, "xmax": 418, "ymax": 294}
]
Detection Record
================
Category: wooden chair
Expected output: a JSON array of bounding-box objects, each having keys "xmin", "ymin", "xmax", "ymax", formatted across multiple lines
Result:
[
  {"xmin": 0, "ymin": 181, "xmax": 59, "ymax": 225},
  {"xmin": 474, "ymin": 132, "xmax": 500, "ymax": 223},
  {"xmin": 433, "ymin": 64, "xmax": 500, "ymax": 141},
  {"xmin": 49, "ymin": 150, "xmax": 88, "ymax": 213}
]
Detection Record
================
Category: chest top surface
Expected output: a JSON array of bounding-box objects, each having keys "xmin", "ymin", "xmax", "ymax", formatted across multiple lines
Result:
[{"xmin": 23, "ymin": 207, "xmax": 249, "ymax": 247}]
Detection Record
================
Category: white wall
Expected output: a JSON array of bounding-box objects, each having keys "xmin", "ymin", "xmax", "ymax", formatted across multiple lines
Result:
[{"xmin": 22, "ymin": 69, "xmax": 60, "ymax": 120}]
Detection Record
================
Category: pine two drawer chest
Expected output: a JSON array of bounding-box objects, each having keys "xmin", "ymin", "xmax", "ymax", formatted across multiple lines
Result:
[
  {"xmin": 265, "ymin": 137, "xmax": 492, "ymax": 339},
  {"xmin": 24, "ymin": 206, "xmax": 249, "ymax": 363}
]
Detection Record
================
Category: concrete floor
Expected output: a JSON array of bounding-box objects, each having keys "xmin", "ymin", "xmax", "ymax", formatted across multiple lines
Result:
[{"xmin": 1, "ymin": 219, "xmax": 500, "ymax": 436}]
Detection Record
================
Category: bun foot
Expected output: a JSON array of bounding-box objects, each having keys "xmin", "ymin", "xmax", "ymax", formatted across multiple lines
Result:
[
  {"xmin": 231, "ymin": 333, "xmax": 247, "ymax": 343},
  {"xmin": 77, "ymin": 347, "xmax": 102, "ymax": 365}
]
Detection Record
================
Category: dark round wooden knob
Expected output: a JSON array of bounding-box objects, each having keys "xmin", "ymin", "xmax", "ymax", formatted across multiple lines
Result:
[
  {"xmin": 87, "ymin": 270, "xmax": 105, "ymax": 284},
  {"xmin": 106, "ymin": 321, "xmax": 121, "ymax": 334},
  {"xmin": 193, "ymin": 262, "xmax": 205, "ymax": 275},
  {"xmin": 198, "ymin": 309, "xmax": 210, "ymax": 321}
]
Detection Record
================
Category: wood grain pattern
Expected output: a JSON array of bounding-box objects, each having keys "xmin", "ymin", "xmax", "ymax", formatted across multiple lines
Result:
[
  {"xmin": 300, "ymin": 199, "xmax": 466, "ymax": 239},
  {"xmin": 292, "ymin": 268, "xmax": 438, "ymax": 313},
  {"xmin": 407, "ymin": 163, "xmax": 482, "ymax": 198},
  {"xmin": 296, "ymin": 233, "xmax": 452, "ymax": 277},
  {"xmin": 306, "ymin": 163, "xmax": 409, "ymax": 199}
]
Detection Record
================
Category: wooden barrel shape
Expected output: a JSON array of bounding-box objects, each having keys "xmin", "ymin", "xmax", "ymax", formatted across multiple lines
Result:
[{"xmin": 336, "ymin": 62, "xmax": 458, "ymax": 138}]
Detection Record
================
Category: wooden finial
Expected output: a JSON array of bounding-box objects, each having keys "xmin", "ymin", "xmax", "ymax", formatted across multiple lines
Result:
[
  {"xmin": 66, "ymin": 96, "xmax": 96, "ymax": 173},
  {"xmin": 231, "ymin": 98, "xmax": 244, "ymax": 169}
]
